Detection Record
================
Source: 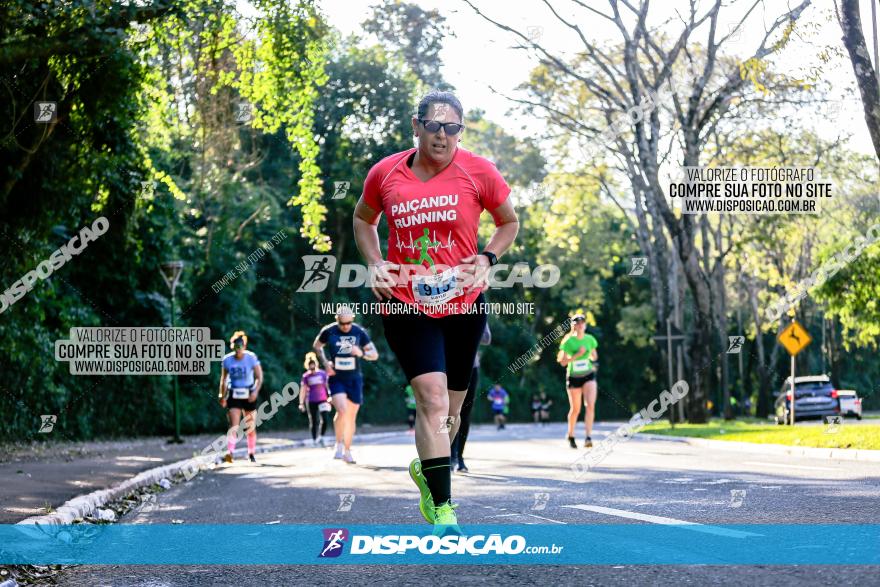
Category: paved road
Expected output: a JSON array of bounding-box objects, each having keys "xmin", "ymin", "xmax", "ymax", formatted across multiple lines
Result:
[
  {"xmin": 57, "ymin": 422, "xmax": 880, "ymax": 586},
  {"xmin": 0, "ymin": 426, "xmax": 401, "ymax": 523}
]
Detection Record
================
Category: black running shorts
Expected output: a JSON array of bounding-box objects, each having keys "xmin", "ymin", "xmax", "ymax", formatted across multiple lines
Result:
[
  {"xmin": 381, "ymin": 293, "xmax": 487, "ymax": 391},
  {"xmin": 227, "ymin": 397, "xmax": 257, "ymax": 411},
  {"xmin": 566, "ymin": 371, "xmax": 596, "ymax": 388}
]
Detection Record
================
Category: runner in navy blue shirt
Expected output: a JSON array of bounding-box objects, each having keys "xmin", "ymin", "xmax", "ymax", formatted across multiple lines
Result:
[
  {"xmin": 487, "ymin": 383, "xmax": 509, "ymax": 430},
  {"xmin": 312, "ymin": 306, "xmax": 378, "ymax": 463}
]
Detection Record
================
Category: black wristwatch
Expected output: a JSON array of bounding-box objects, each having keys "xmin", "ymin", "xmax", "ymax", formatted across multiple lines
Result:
[{"xmin": 480, "ymin": 251, "xmax": 498, "ymax": 266}]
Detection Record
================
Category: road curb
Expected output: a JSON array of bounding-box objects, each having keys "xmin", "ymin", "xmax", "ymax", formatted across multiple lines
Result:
[
  {"xmin": 636, "ymin": 433, "xmax": 880, "ymax": 462},
  {"xmin": 16, "ymin": 430, "xmax": 403, "ymax": 526}
]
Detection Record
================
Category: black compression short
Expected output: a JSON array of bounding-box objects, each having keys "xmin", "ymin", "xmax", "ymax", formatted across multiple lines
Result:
[
  {"xmin": 227, "ymin": 397, "xmax": 257, "ymax": 411},
  {"xmin": 381, "ymin": 293, "xmax": 487, "ymax": 391},
  {"xmin": 567, "ymin": 371, "xmax": 596, "ymax": 388}
]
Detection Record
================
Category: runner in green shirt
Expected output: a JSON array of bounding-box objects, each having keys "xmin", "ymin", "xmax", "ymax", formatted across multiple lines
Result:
[{"xmin": 556, "ymin": 312, "xmax": 599, "ymax": 448}]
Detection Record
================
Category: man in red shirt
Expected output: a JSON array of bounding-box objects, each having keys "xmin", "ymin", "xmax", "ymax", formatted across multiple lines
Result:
[{"xmin": 353, "ymin": 90, "xmax": 518, "ymax": 533}]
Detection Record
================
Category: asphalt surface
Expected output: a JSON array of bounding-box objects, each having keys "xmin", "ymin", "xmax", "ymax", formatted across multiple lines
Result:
[
  {"xmin": 0, "ymin": 426, "xmax": 400, "ymax": 523},
  {"xmin": 55, "ymin": 422, "xmax": 880, "ymax": 586}
]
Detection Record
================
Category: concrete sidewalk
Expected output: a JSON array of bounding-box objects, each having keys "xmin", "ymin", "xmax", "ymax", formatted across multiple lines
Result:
[{"xmin": 0, "ymin": 425, "xmax": 403, "ymax": 524}]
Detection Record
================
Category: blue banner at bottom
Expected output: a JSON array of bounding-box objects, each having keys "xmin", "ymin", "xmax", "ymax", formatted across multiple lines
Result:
[{"xmin": 1, "ymin": 524, "xmax": 877, "ymax": 565}]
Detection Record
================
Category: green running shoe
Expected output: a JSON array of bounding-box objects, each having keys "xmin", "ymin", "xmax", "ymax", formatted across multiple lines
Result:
[
  {"xmin": 432, "ymin": 501, "xmax": 462, "ymax": 537},
  {"xmin": 408, "ymin": 458, "xmax": 434, "ymax": 524}
]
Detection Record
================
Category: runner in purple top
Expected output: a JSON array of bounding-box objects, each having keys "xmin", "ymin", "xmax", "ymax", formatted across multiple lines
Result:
[{"xmin": 299, "ymin": 352, "xmax": 332, "ymax": 446}]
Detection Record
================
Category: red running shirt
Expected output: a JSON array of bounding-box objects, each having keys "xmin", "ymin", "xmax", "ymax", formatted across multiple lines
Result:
[{"xmin": 362, "ymin": 147, "xmax": 511, "ymax": 318}]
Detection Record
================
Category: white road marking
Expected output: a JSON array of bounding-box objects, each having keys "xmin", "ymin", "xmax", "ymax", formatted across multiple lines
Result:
[
  {"xmin": 489, "ymin": 513, "xmax": 567, "ymax": 525},
  {"xmin": 458, "ymin": 472, "xmax": 508, "ymax": 481},
  {"xmin": 742, "ymin": 461, "xmax": 837, "ymax": 472},
  {"xmin": 563, "ymin": 504, "xmax": 762, "ymax": 538}
]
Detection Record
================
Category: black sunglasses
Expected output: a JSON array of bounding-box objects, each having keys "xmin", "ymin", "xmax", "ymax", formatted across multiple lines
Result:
[
  {"xmin": 418, "ymin": 119, "xmax": 465, "ymax": 135},
  {"xmin": 338, "ymin": 321, "xmax": 353, "ymax": 326}
]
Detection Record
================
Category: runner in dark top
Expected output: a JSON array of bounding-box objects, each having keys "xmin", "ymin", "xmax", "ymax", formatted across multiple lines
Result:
[
  {"xmin": 312, "ymin": 306, "xmax": 378, "ymax": 463},
  {"xmin": 487, "ymin": 383, "xmax": 509, "ymax": 430}
]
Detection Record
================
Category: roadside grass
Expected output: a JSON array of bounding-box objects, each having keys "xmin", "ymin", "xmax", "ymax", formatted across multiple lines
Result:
[{"xmin": 640, "ymin": 418, "xmax": 880, "ymax": 450}]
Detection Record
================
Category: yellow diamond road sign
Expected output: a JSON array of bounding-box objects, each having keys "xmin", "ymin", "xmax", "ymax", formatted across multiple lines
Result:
[{"xmin": 778, "ymin": 321, "xmax": 812, "ymax": 356}]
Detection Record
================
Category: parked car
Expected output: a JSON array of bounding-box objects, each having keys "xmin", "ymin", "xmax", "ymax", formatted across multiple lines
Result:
[
  {"xmin": 836, "ymin": 389, "xmax": 863, "ymax": 420},
  {"xmin": 774, "ymin": 375, "xmax": 840, "ymax": 424}
]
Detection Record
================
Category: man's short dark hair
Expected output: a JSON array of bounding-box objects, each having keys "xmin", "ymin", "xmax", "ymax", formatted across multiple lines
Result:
[{"xmin": 417, "ymin": 90, "xmax": 464, "ymax": 121}]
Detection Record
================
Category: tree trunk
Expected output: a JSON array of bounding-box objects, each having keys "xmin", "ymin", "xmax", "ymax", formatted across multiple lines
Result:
[
  {"xmin": 838, "ymin": 0, "xmax": 880, "ymax": 161},
  {"xmin": 828, "ymin": 315, "xmax": 842, "ymax": 383},
  {"xmin": 715, "ymin": 227, "xmax": 731, "ymax": 419},
  {"xmin": 747, "ymin": 276, "xmax": 771, "ymax": 418}
]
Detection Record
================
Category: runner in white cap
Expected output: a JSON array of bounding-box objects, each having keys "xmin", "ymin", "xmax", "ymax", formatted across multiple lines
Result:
[{"xmin": 557, "ymin": 313, "xmax": 599, "ymax": 448}]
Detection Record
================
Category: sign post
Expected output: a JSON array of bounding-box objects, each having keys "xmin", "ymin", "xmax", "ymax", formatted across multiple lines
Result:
[
  {"xmin": 160, "ymin": 261, "xmax": 185, "ymax": 444},
  {"xmin": 777, "ymin": 321, "xmax": 812, "ymax": 426},
  {"xmin": 653, "ymin": 318, "xmax": 686, "ymax": 427}
]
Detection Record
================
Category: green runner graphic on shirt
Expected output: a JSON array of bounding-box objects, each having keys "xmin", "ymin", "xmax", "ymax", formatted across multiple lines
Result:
[{"xmin": 405, "ymin": 228, "xmax": 440, "ymax": 272}]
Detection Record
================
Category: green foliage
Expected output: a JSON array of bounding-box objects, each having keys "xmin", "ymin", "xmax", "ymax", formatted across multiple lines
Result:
[
  {"xmin": 816, "ymin": 245, "xmax": 880, "ymax": 348},
  {"xmin": 5, "ymin": 1, "xmax": 876, "ymax": 444},
  {"xmin": 362, "ymin": 0, "xmax": 452, "ymax": 89}
]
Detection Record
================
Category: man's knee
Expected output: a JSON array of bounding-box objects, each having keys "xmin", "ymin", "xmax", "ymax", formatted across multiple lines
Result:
[{"xmin": 415, "ymin": 383, "xmax": 448, "ymax": 416}]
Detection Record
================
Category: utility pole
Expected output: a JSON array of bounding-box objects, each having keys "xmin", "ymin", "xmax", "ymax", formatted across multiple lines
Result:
[{"xmin": 160, "ymin": 261, "xmax": 185, "ymax": 444}]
